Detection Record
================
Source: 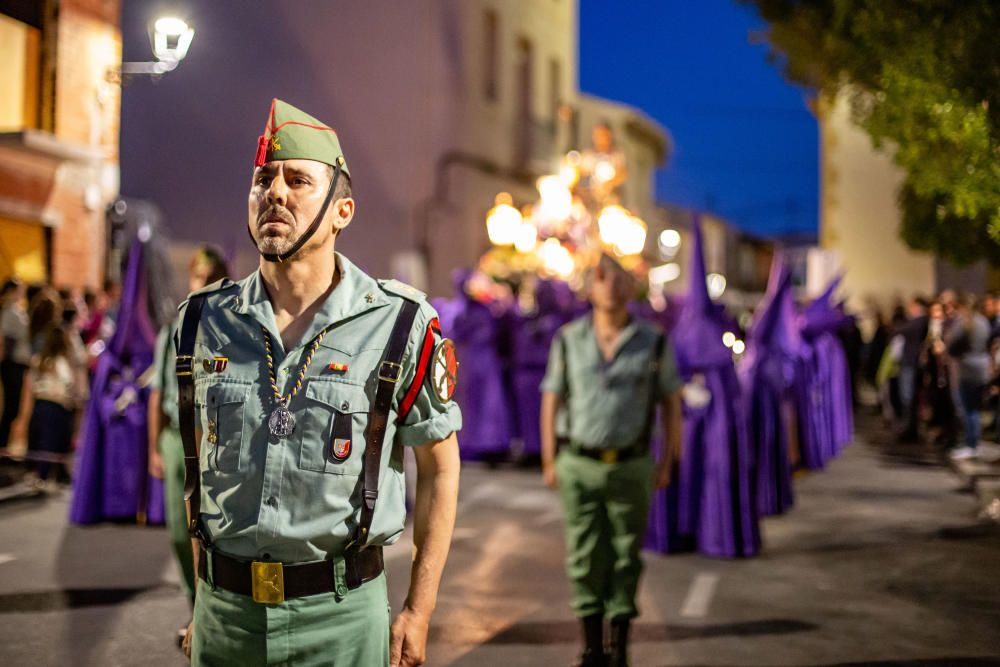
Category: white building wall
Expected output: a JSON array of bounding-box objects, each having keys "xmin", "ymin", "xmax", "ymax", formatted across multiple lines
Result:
[{"xmin": 819, "ymin": 92, "xmax": 935, "ymax": 311}]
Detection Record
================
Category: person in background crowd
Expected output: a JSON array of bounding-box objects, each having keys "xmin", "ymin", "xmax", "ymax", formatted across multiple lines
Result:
[
  {"xmin": 896, "ymin": 297, "xmax": 930, "ymax": 442},
  {"xmin": 80, "ymin": 281, "xmax": 119, "ymax": 365},
  {"xmin": 861, "ymin": 304, "xmax": 889, "ymax": 397},
  {"xmin": 22, "ymin": 324, "xmax": 87, "ymax": 488},
  {"xmin": 947, "ymin": 294, "xmax": 991, "ymax": 460},
  {"xmin": 148, "ymin": 245, "xmax": 230, "ymax": 646},
  {"xmin": 920, "ymin": 302, "xmax": 955, "ymax": 448},
  {"xmin": 839, "ymin": 316, "xmax": 864, "ymax": 408},
  {"xmin": 28, "ymin": 288, "xmax": 63, "ymax": 354},
  {"xmin": 0, "ymin": 279, "xmax": 31, "ymax": 451}
]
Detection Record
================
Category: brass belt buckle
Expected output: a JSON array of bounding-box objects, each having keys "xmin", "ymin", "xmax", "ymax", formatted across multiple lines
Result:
[
  {"xmin": 600, "ymin": 449, "xmax": 618, "ymax": 464},
  {"xmin": 251, "ymin": 561, "xmax": 285, "ymax": 604}
]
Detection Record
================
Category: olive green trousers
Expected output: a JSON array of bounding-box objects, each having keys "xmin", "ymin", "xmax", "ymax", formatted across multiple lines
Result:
[
  {"xmin": 192, "ymin": 567, "xmax": 390, "ymax": 666},
  {"xmin": 556, "ymin": 449, "xmax": 654, "ymax": 620},
  {"xmin": 159, "ymin": 427, "xmax": 195, "ymax": 604}
]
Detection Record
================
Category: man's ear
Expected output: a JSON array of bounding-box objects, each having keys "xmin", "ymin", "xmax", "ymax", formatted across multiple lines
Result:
[{"xmin": 330, "ymin": 198, "xmax": 355, "ymax": 233}]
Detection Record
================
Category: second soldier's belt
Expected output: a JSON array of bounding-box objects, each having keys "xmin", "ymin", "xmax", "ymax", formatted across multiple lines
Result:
[{"xmin": 568, "ymin": 443, "xmax": 647, "ymax": 464}]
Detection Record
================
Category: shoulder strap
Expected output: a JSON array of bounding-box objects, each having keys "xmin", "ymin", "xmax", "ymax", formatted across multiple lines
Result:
[
  {"xmin": 176, "ymin": 294, "xmax": 207, "ymax": 541},
  {"xmin": 355, "ymin": 299, "xmax": 421, "ymax": 547},
  {"xmin": 559, "ymin": 331, "xmax": 571, "ymax": 439},
  {"xmin": 642, "ymin": 331, "xmax": 667, "ymax": 446}
]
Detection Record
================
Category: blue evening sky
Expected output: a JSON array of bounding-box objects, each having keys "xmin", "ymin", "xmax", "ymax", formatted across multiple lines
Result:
[{"xmin": 579, "ymin": 0, "xmax": 818, "ymax": 238}]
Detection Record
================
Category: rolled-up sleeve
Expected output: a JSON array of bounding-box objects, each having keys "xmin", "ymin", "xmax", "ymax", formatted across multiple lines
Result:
[
  {"xmin": 395, "ymin": 301, "xmax": 463, "ymax": 448},
  {"xmin": 540, "ymin": 330, "xmax": 568, "ymax": 396}
]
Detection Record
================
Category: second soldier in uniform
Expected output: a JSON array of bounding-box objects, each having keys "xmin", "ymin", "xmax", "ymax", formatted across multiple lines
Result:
[
  {"xmin": 541, "ymin": 254, "xmax": 682, "ymax": 667},
  {"xmin": 177, "ymin": 99, "xmax": 462, "ymax": 666}
]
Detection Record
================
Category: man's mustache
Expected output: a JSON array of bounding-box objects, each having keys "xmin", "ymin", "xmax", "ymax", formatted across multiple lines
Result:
[{"xmin": 257, "ymin": 205, "xmax": 294, "ymax": 228}]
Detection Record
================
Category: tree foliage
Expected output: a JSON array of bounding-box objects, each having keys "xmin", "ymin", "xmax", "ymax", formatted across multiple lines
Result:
[{"xmin": 741, "ymin": 0, "xmax": 1000, "ymax": 265}]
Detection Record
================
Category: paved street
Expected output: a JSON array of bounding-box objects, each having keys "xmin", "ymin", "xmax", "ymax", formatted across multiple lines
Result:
[{"xmin": 1, "ymin": 422, "xmax": 999, "ymax": 666}]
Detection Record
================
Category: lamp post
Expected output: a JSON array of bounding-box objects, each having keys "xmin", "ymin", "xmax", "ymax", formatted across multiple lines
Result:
[{"xmin": 107, "ymin": 16, "xmax": 195, "ymax": 83}]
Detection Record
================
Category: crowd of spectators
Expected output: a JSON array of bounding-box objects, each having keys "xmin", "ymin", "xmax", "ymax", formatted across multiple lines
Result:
[
  {"xmin": 0, "ymin": 278, "xmax": 120, "ymax": 489},
  {"xmin": 863, "ymin": 290, "xmax": 1000, "ymax": 461}
]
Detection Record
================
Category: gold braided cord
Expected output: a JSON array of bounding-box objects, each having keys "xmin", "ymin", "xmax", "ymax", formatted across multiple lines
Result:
[{"xmin": 261, "ymin": 327, "xmax": 329, "ymax": 405}]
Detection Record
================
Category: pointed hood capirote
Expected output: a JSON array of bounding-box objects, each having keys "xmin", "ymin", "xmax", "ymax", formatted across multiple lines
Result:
[{"xmin": 254, "ymin": 98, "xmax": 351, "ymax": 176}]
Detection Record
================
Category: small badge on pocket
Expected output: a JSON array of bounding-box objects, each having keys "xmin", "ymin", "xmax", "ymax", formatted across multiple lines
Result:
[{"xmin": 328, "ymin": 412, "xmax": 353, "ymax": 464}]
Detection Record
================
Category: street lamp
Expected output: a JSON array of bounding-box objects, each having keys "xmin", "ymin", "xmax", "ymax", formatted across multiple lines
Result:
[
  {"xmin": 150, "ymin": 17, "xmax": 195, "ymax": 64},
  {"xmin": 108, "ymin": 16, "xmax": 195, "ymax": 81}
]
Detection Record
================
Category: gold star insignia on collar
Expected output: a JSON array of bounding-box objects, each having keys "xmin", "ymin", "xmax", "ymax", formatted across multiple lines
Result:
[{"xmin": 365, "ymin": 293, "xmax": 375, "ymax": 304}]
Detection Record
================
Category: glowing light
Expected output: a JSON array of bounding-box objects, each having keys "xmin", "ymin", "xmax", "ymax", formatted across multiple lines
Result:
[
  {"xmin": 536, "ymin": 175, "xmax": 573, "ymax": 221},
  {"xmin": 153, "ymin": 17, "xmax": 194, "ymax": 63},
  {"xmin": 593, "ymin": 159, "xmax": 616, "ymax": 183},
  {"xmin": 538, "ymin": 239, "xmax": 574, "ymax": 278},
  {"xmin": 617, "ymin": 215, "xmax": 647, "ymax": 255},
  {"xmin": 597, "ymin": 206, "xmax": 647, "ymax": 256},
  {"xmin": 732, "ymin": 340, "xmax": 746, "ymax": 355},
  {"xmin": 558, "ymin": 162, "xmax": 580, "ymax": 187},
  {"xmin": 722, "ymin": 331, "xmax": 736, "ymax": 348},
  {"xmin": 598, "ymin": 206, "xmax": 630, "ymax": 245},
  {"xmin": 648, "ymin": 263, "xmax": 681, "ymax": 285},
  {"xmin": 660, "ymin": 229, "xmax": 681, "ymax": 248},
  {"xmin": 154, "ymin": 17, "xmax": 189, "ymax": 36},
  {"xmin": 513, "ymin": 222, "xmax": 538, "ymax": 253},
  {"xmin": 707, "ymin": 273, "xmax": 727, "ymax": 299},
  {"xmin": 486, "ymin": 202, "xmax": 523, "ymax": 246},
  {"xmin": 658, "ymin": 229, "xmax": 681, "ymax": 258}
]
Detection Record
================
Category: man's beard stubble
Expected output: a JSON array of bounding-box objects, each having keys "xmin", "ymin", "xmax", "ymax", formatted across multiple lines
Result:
[{"xmin": 255, "ymin": 204, "xmax": 297, "ymax": 255}]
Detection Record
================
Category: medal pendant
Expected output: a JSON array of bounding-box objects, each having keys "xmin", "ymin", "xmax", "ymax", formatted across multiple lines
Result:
[{"xmin": 269, "ymin": 404, "xmax": 296, "ymax": 438}]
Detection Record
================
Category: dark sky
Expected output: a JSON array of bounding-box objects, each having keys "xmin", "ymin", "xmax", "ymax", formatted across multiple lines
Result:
[{"xmin": 579, "ymin": 0, "xmax": 818, "ymax": 237}]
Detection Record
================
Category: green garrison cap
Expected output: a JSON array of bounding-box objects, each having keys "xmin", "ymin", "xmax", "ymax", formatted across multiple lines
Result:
[{"xmin": 254, "ymin": 98, "xmax": 350, "ymax": 176}]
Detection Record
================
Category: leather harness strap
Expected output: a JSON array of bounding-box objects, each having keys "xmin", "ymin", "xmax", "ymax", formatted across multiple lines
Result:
[
  {"xmin": 354, "ymin": 299, "xmax": 420, "ymax": 547},
  {"xmin": 176, "ymin": 294, "xmax": 208, "ymax": 541}
]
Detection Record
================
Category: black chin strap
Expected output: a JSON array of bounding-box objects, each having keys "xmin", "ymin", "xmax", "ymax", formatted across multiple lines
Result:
[{"xmin": 260, "ymin": 158, "xmax": 344, "ymax": 263}]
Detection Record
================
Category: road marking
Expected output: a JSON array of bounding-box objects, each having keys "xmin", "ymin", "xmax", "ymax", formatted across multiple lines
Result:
[
  {"xmin": 0, "ymin": 554, "xmax": 16, "ymax": 566},
  {"xmin": 680, "ymin": 573, "xmax": 719, "ymax": 618}
]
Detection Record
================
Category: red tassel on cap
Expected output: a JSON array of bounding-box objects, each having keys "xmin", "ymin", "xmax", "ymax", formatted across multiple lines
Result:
[{"xmin": 254, "ymin": 135, "xmax": 268, "ymax": 167}]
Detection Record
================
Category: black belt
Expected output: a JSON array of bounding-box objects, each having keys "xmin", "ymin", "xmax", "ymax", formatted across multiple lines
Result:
[
  {"xmin": 198, "ymin": 545, "xmax": 383, "ymax": 603},
  {"xmin": 568, "ymin": 443, "xmax": 647, "ymax": 464}
]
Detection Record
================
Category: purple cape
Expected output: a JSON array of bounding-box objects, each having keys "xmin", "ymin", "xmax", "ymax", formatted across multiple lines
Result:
[
  {"xmin": 434, "ymin": 289, "xmax": 513, "ymax": 461},
  {"xmin": 740, "ymin": 255, "xmax": 797, "ymax": 516},
  {"xmin": 646, "ymin": 217, "xmax": 760, "ymax": 558},
  {"xmin": 70, "ymin": 240, "xmax": 162, "ymax": 525},
  {"xmin": 796, "ymin": 278, "xmax": 855, "ymax": 469},
  {"xmin": 507, "ymin": 280, "xmax": 571, "ymax": 458}
]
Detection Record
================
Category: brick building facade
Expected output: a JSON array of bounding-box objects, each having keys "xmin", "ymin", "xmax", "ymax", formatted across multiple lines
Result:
[{"xmin": 0, "ymin": 0, "xmax": 121, "ymax": 290}]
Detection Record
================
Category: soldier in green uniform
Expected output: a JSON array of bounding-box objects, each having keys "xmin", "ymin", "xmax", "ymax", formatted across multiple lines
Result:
[
  {"xmin": 148, "ymin": 246, "xmax": 229, "ymax": 645},
  {"xmin": 177, "ymin": 99, "xmax": 462, "ymax": 667},
  {"xmin": 540, "ymin": 254, "xmax": 682, "ymax": 667}
]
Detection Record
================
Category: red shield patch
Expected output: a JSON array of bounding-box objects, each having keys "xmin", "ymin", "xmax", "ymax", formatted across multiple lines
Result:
[{"xmin": 331, "ymin": 438, "xmax": 351, "ymax": 462}]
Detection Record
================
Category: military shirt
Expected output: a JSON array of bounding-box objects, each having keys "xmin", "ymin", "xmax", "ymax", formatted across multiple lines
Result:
[
  {"xmin": 151, "ymin": 321, "xmax": 180, "ymax": 426},
  {"xmin": 176, "ymin": 253, "xmax": 462, "ymax": 563},
  {"xmin": 541, "ymin": 314, "xmax": 681, "ymax": 449}
]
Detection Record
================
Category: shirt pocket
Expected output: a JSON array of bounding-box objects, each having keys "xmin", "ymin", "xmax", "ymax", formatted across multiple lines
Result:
[
  {"xmin": 203, "ymin": 381, "xmax": 252, "ymax": 473},
  {"xmin": 298, "ymin": 380, "xmax": 370, "ymax": 476}
]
